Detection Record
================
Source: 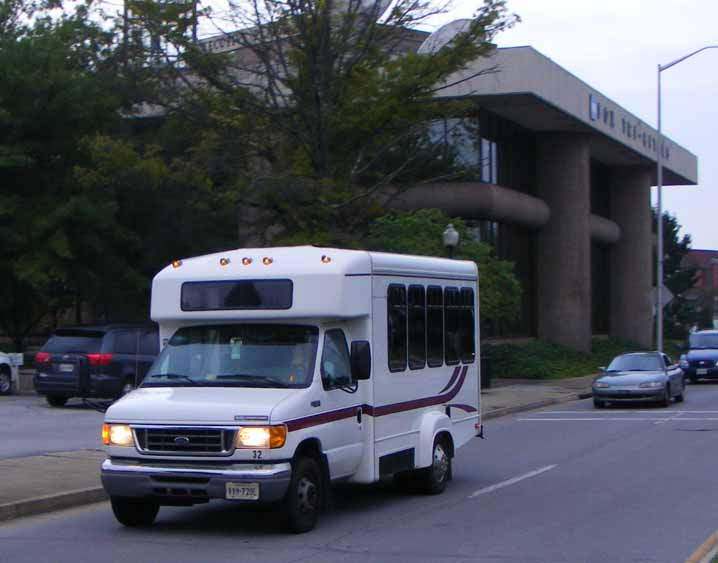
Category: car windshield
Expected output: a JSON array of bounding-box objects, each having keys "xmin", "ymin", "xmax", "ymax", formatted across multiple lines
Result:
[
  {"xmin": 688, "ymin": 333, "xmax": 718, "ymax": 349},
  {"xmin": 143, "ymin": 324, "xmax": 318, "ymax": 388},
  {"xmin": 606, "ymin": 354, "xmax": 662, "ymax": 372}
]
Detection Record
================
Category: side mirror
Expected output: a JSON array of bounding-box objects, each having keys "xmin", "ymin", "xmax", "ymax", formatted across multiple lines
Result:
[
  {"xmin": 350, "ymin": 341, "xmax": 371, "ymax": 381},
  {"xmin": 598, "ymin": 366, "xmax": 606, "ymax": 373}
]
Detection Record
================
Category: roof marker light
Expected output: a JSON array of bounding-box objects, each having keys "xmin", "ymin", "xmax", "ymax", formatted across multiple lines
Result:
[
  {"xmin": 171, "ymin": 260, "xmax": 182, "ymax": 269},
  {"xmin": 219, "ymin": 257, "xmax": 231, "ymax": 266},
  {"xmin": 263, "ymin": 257, "xmax": 273, "ymax": 265},
  {"xmin": 321, "ymin": 255, "xmax": 331, "ymax": 263},
  {"xmin": 242, "ymin": 257, "xmax": 252, "ymax": 265}
]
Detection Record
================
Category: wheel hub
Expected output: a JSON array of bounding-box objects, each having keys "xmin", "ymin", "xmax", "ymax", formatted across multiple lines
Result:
[
  {"xmin": 0, "ymin": 372, "xmax": 10, "ymax": 393},
  {"xmin": 433, "ymin": 444, "xmax": 449, "ymax": 482},
  {"xmin": 296, "ymin": 477, "xmax": 317, "ymax": 514}
]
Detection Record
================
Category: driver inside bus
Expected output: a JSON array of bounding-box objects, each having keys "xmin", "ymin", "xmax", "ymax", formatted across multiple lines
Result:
[{"xmin": 288, "ymin": 344, "xmax": 308, "ymax": 384}]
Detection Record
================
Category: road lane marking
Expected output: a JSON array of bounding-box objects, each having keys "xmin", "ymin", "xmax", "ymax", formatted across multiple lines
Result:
[{"xmin": 468, "ymin": 465, "xmax": 557, "ymax": 499}]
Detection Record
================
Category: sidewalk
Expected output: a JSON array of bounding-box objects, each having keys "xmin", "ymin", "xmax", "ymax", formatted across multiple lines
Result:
[{"xmin": 0, "ymin": 374, "xmax": 595, "ymax": 523}]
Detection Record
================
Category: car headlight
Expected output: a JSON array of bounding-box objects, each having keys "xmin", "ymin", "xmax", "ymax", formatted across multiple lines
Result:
[
  {"xmin": 593, "ymin": 382, "xmax": 610, "ymax": 389},
  {"xmin": 102, "ymin": 424, "xmax": 134, "ymax": 447},
  {"xmin": 679, "ymin": 356, "xmax": 689, "ymax": 368},
  {"xmin": 235, "ymin": 425, "xmax": 287, "ymax": 449},
  {"xmin": 639, "ymin": 381, "xmax": 664, "ymax": 389}
]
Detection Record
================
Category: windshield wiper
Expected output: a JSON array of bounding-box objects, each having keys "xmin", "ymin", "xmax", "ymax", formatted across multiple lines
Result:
[
  {"xmin": 215, "ymin": 374, "xmax": 291, "ymax": 388},
  {"xmin": 144, "ymin": 373, "xmax": 201, "ymax": 386}
]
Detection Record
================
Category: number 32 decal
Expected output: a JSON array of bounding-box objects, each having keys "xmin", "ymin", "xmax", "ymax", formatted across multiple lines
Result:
[{"xmin": 252, "ymin": 450, "xmax": 262, "ymax": 459}]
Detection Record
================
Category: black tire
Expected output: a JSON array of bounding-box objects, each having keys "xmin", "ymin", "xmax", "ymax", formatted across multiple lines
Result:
[
  {"xmin": 660, "ymin": 385, "xmax": 671, "ymax": 408},
  {"xmin": 593, "ymin": 397, "xmax": 605, "ymax": 409},
  {"xmin": 0, "ymin": 367, "xmax": 12, "ymax": 396},
  {"xmin": 285, "ymin": 456, "xmax": 321, "ymax": 533},
  {"xmin": 417, "ymin": 437, "xmax": 451, "ymax": 495},
  {"xmin": 46, "ymin": 395, "xmax": 68, "ymax": 407},
  {"xmin": 675, "ymin": 380, "xmax": 685, "ymax": 403},
  {"xmin": 110, "ymin": 497, "xmax": 159, "ymax": 527}
]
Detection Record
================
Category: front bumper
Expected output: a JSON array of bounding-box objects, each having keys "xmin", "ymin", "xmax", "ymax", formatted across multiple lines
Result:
[
  {"xmin": 592, "ymin": 388, "xmax": 664, "ymax": 401},
  {"xmin": 101, "ymin": 458, "xmax": 291, "ymax": 505}
]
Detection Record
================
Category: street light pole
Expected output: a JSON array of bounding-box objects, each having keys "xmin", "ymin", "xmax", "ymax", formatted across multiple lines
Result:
[{"xmin": 655, "ymin": 45, "xmax": 718, "ymax": 353}]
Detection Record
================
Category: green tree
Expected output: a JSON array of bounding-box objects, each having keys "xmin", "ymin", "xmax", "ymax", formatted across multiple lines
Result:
[
  {"xmin": 367, "ymin": 209, "xmax": 521, "ymax": 327},
  {"xmin": 0, "ymin": 1, "xmax": 127, "ymax": 349},
  {"xmin": 652, "ymin": 209, "xmax": 696, "ymax": 339},
  {"xmin": 124, "ymin": 0, "xmax": 518, "ymax": 245}
]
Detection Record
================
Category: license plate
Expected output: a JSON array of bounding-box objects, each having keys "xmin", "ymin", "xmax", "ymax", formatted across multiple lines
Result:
[
  {"xmin": 58, "ymin": 364, "xmax": 74, "ymax": 373},
  {"xmin": 226, "ymin": 482, "xmax": 259, "ymax": 500},
  {"xmin": 697, "ymin": 369, "xmax": 708, "ymax": 375}
]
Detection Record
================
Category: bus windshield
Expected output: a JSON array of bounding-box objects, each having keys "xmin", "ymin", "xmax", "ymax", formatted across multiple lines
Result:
[{"xmin": 143, "ymin": 324, "xmax": 318, "ymax": 389}]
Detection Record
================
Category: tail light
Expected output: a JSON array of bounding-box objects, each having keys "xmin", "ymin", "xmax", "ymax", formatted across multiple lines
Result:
[
  {"xmin": 86, "ymin": 353, "xmax": 113, "ymax": 366},
  {"xmin": 35, "ymin": 352, "xmax": 51, "ymax": 364}
]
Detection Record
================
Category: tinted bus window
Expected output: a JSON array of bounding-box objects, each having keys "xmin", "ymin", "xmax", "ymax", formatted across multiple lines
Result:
[
  {"xmin": 460, "ymin": 287, "xmax": 476, "ymax": 363},
  {"xmin": 181, "ymin": 280, "xmax": 293, "ymax": 311},
  {"xmin": 427, "ymin": 286, "xmax": 443, "ymax": 368},
  {"xmin": 388, "ymin": 285, "xmax": 407, "ymax": 372},
  {"xmin": 408, "ymin": 285, "xmax": 426, "ymax": 370},
  {"xmin": 444, "ymin": 287, "xmax": 460, "ymax": 366}
]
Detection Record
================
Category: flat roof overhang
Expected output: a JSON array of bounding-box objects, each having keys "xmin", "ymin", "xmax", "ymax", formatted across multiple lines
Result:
[{"xmin": 436, "ymin": 47, "xmax": 698, "ymax": 186}]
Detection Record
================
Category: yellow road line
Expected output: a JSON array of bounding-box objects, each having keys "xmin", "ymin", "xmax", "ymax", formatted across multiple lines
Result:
[{"xmin": 686, "ymin": 530, "xmax": 718, "ymax": 563}]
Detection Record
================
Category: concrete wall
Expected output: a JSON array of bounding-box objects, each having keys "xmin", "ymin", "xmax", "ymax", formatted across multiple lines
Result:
[
  {"xmin": 535, "ymin": 133, "xmax": 593, "ymax": 351},
  {"xmin": 609, "ymin": 167, "xmax": 653, "ymax": 346}
]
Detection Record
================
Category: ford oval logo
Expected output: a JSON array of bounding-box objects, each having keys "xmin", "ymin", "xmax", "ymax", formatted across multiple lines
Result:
[{"xmin": 174, "ymin": 436, "xmax": 190, "ymax": 445}]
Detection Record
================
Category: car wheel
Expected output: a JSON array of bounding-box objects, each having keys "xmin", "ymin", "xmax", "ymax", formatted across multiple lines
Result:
[
  {"xmin": 660, "ymin": 385, "xmax": 671, "ymax": 408},
  {"xmin": 46, "ymin": 395, "xmax": 68, "ymax": 407},
  {"xmin": 593, "ymin": 398, "xmax": 605, "ymax": 409},
  {"xmin": 0, "ymin": 367, "xmax": 12, "ymax": 396},
  {"xmin": 110, "ymin": 497, "xmax": 159, "ymax": 527},
  {"xmin": 675, "ymin": 380, "xmax": 685, "ymax": 403},
  {"xmin": 417, "ymin": 437, "xmax": 451, "ymax": 495},
  {"xmin": 285, "ymin": 456, "xmax": 321, "ymax": 533}
]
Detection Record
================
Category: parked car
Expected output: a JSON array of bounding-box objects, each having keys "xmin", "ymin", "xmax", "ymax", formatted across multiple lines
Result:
[
  {"xmin": 679, "ymin": 330, "xmax": 718, "ymax": 383},
  {"xmin": 33, "ymin": 324, "xmax": 159, "ymax": 407},
  {"xmin": 0, "ymin": 351, "xmax": 22, "ymax": 396},
  {"xmin": 592, "ymin": 351, "xmax": 684, "ymax": 408}
]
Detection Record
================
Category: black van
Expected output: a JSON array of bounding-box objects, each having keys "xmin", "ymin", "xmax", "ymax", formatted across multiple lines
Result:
[
  {"xmin": 33, "ymin": 324, "xmax": 159, "ymax": 407},
  {"xmin": 680, "ymin": 329, "xmax": 718, "ymax": 384}
]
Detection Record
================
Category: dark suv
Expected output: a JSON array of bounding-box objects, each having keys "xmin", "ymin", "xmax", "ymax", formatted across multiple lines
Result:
[
  {"xmin": 680, "ymin": 329, "xmax": 718, "ymax": 383},
  {"xmin": 33, "ymin": 324, "xmax": 159, "ymax": 407}
]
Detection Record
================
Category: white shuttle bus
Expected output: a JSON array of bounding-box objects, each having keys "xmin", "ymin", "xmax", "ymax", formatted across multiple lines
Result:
[{"xmin": 101, "ymin": 246, "xmax": 480, "ymax": 532}]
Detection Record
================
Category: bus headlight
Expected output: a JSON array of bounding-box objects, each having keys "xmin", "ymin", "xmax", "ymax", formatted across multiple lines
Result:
[
  {"xmin": 102, "ymin": 424, "xmax": 134, "ymax": 447},
  {"xmin": 236, "ymin": 425, "xmax": 286, "ymax": 449}
]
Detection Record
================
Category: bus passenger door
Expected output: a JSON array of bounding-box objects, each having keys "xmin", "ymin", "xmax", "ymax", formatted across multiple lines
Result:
[{"xmin": 318, "ymin": 328, "xmax": 364, "ymax": 478}]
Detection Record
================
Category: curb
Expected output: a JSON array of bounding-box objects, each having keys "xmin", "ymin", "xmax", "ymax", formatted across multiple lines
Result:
[
  {"xmin": 483, "ymin": 391, "xmax": 592, "ymax": 421},
  {"xmin": 0, "ymin": 487, "xmax": 107, "ymax": 523},
  {"xmin": 687, "ymin": 530, "xmax": 718, "ymax": 563}
]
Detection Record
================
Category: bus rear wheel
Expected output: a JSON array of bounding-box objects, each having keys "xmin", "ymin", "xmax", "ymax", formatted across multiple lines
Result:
[{"xmin": 418, "ymin": 437, "xmax": 451, "ymax": 495}]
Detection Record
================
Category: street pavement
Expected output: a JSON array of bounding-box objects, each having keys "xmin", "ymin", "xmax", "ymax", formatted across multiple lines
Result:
[
  {"xmin": 0, "ymin": 395, "xmax": 104, "ymax": 459},
  {"xmin": 2, "ymin": 382, "xmax": 718, "ymax": 562}
]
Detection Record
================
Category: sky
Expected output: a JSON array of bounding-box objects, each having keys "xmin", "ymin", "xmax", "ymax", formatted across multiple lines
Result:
[{"xmin": 431, "ymin": 0, "xmax": 718, "ymax": 249}]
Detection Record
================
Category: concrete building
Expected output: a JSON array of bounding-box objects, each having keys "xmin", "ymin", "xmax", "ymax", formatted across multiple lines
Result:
[
  {"xmin": 391, "ymin": 45, "xmax": 698, "ymax": 351},
  {"xmin": 205, "ymin": 31, "xmax": 699, "ymax": 351}
]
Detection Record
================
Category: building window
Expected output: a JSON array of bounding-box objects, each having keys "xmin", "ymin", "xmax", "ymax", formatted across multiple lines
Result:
[
  {"xmin": 427, "ymin": 286, "xmax": 444, "ymax": 367},
  {"xmin": 466, "ymin": 219, "xmax": 499, "ymax": 247},
  {"xmin": 444, "ymin": 287, "xmax": 461, "ymax": 366},
  {"xmin": 480, "ymin": 137, "xmax": 498, "ymax": 184},
  {"xmin": 387, "ymin": 285, "xmax": 407, "ymax": 372},
  {"xmin": 408, "ymin": 285, "xmax": 426, "ymax": 370}
]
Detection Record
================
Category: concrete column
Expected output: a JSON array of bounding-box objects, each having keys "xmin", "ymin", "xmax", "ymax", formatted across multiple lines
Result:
[
  {"xmin": 609, "ymin": 167, "xmax": 652, "ymax": 347},
  {"xmin": 535, "ymin": 133, "xmax": 592, "ymax": 351}
]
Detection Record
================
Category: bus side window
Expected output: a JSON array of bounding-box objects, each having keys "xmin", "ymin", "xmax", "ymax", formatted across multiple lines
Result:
[
  {"xmin": 460, "ymin": 287, "xmax": 476, "ymax": 363},
  {"xmin": 388, "ymin": 285, "xmax": 407, "ymax": 372},
  {"xmin": 408, "ymin": 285, "xmax": 426, "ymax": 370},
  {"xmin": 444, "ymin": 287, "xmax": 460, "ymax": 366},
  {"xmin": 427, "ymin": 286, "xmax": 444, "ymax": 368}
]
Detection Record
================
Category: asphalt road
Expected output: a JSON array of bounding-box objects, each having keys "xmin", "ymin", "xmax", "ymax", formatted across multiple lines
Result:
[
  {"xmin": 0, "ymin": 395, "xmax": 104, "ymax": 459},
  {"xmin": 3, "ymin": 383, "xmax": 718, "ymax": 562}
]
